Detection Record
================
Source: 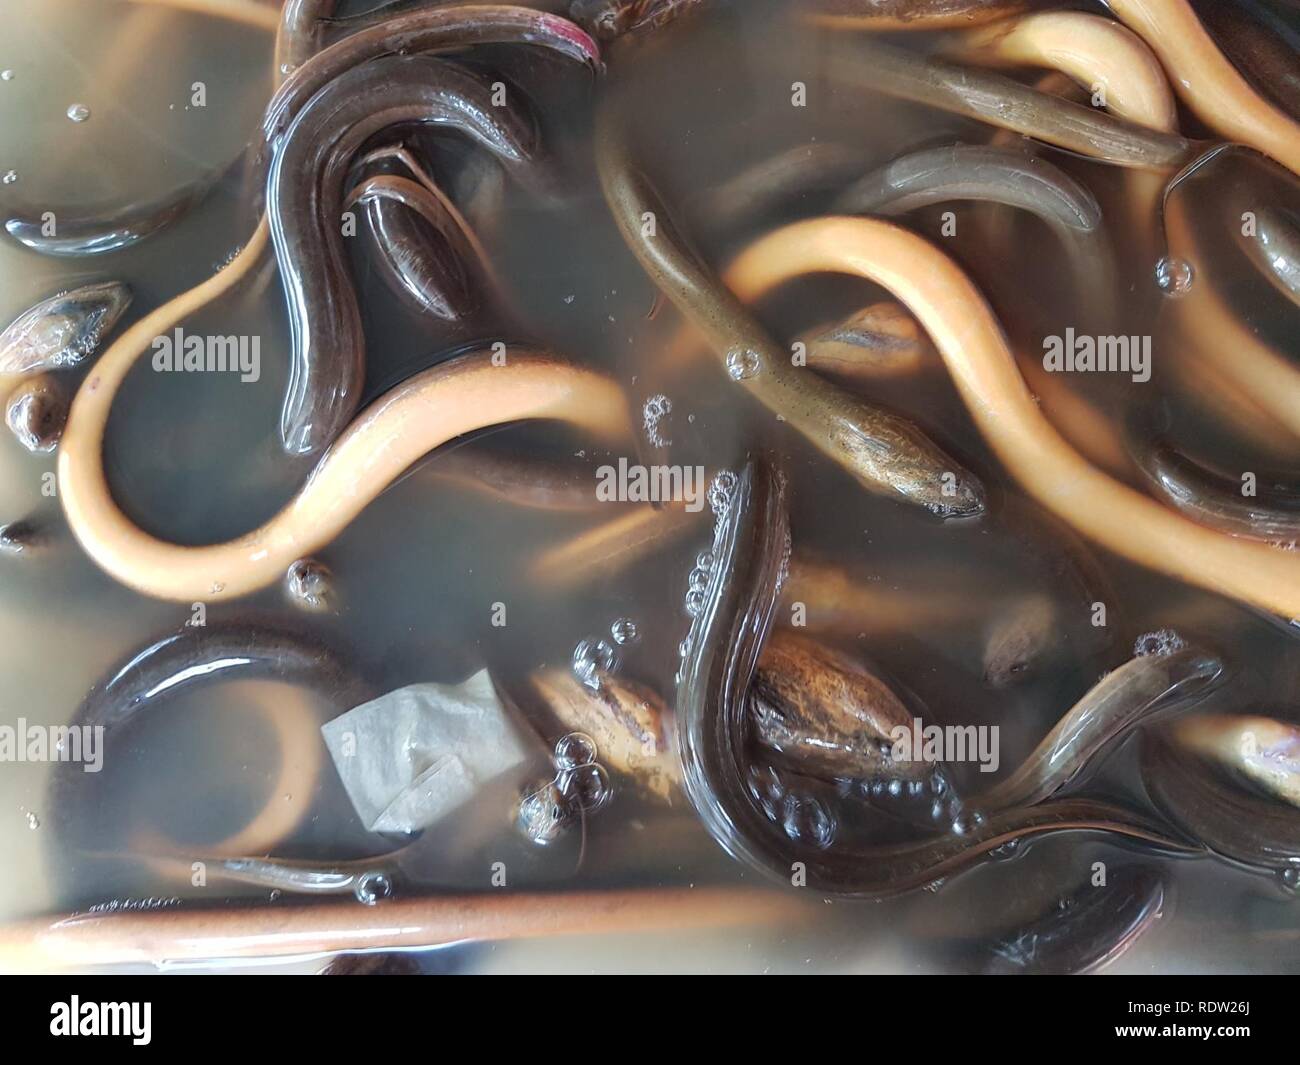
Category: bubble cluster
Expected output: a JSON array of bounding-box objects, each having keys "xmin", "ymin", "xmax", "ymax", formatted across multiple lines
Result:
[
  {"xmin": 66, "ymin": 103, "xmax": 90, "ymax": 123},
  {"xmin": 1133, "ymin": 628, "xmax": 1186, "ymax": 657},
  {"xmin": 707, "ymin": 470, "xmax": 737, "ymax": 518},
  {"xmin": 642, "ymin": 393, "xmax": 673, "ymax": 447},
  {"xmin": 518, "ymin": 733, "xmax": 614, "ymax": 846}
]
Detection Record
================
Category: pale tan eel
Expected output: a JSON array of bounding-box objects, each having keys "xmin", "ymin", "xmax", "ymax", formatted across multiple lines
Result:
[{"xmin": 723, "ymin": 217, "xmax": 1300, "ymax": 619}]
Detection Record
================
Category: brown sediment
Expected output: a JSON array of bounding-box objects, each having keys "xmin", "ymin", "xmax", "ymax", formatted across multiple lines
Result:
[
  {"xmin": 0, "ymin": 887, "xmax": 806, "ymax": 971},
  {"xmin": 58, "ymin": 340, "xmax": 629, "ymax": 602},
  {"xmin": 722, "ymin": 216, "xmax": 1300, "ymax": 619}
]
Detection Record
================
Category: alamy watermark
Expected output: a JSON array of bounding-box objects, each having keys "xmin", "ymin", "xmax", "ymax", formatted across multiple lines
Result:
[
  {"xmin": 151, "ymin": 327, "xmax": 261, "ymax": 383},
  {"xmin": 595, "ymin": 458, "xmax": 706, "ymax": 512},
  {"xmin": 890, "ymin": 718, "xmax": 1000, "ymax": 774},
  {"xmin": 1042, "ymin": 328, "xmax": 1151, "ymax": 383},
  {"xmin": 0, "ymin": 720, "xmax": 104, "ymax": 772}
]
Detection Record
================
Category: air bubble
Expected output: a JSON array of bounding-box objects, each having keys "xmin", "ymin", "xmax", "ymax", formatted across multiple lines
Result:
[
  {"xmin": 2, "ymin": 171, "xmax": 17, "ymax": 185},
  {"xmin": 1, "ymin": 71, "xmax": 13, "ymax": 82},
  {"xmin": 554, "ymin": 731, "xmax": 597, "ymax": 770},
  {"xmin": 684, "ymin": 588, "xmax": 706, "ymax": 617},
  {"xmin": 66, "ymin": 103, "xmax": 90, "ymax": 123},
  {"xmin": 354, "ymin": 871, "xmax": 392, "ymax": 906},
  {"xmin": 557, "ymin": 762, "xmax": 612, "ymax": 812},
  {"xmin": 24, "ymin": 810, "xmax": 39, "ymax": 830},
  {"xmin": 782, "ymin": 793, "xmax": 837, "ymax": 848},
  {"xmin": 610, "ymin": 617, "xmax": 639, "ymax": 645},
  {"xmin": 517, "ymin": 779, "xmax": 572, "ymax": 846},
  {"xmin": 725, "ymin": 348, "xmax": 761, "ymax": 380},
  {"xmin": 1154, "ymin": 256, "xmax": 1194, "ymax": 296},
  {"xmin": 572, "ymin": 637, "xmax": 618, "ymax": 690}
]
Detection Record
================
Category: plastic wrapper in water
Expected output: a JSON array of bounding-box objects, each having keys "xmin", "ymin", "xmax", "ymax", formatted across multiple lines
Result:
[{"xmin": 322, "ymin": 670, "xmax": 542, "ymax": 834}]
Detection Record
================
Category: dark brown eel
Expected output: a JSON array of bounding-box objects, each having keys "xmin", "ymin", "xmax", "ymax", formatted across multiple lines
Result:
[
  {"xmin": 807, "ymin": 0, "xmax": 1042, "ymax": 29},
  {"xmin": 1134, "ymin": 436, "xmax": 1300, "ymax": 542},
  {"xmin": 976, "ymin": 864, "xmax": 1168, "ymax": 974},
  {"xmin": 1142, "ymin": 728, "xmax": 1300, "ymax": 883},
  {"xmin": 346, "ymin": 140, "xmax": 483, "ymax": 324},
  {"xmin": 673, "ymin": 454, "xmax": 1199, "ymax": 898},
  {"xmin": 262, "ymin": 5, "xmax": 602, "ymax": 153},
  {"xmin": 1193, "ymin": 0, "xmax": 1300, "ymax": 122},
  {"xmin": 596, "ymin": 105, "xmax": 986, "ymax": 519},
  {"xmin": 46, "ymin": 623, "xmax": 376, "ymax": 908},
  {"xmin": 822, "ymin": 36, "xmax": 1195, "ymax": 171},
  {"xmin": 268, "ymin": 54, "xmax": 539, "ymax": 454}
]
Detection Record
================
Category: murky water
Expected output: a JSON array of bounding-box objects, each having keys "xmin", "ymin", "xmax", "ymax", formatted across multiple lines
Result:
[{"xmin": 1, "ymin": 0, "xmax": 1298, "ymax": 973}]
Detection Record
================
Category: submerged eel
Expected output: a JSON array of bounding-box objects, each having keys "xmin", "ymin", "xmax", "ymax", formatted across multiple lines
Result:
[
  {"xmin": 976, "ymin": 647, "xmax": 1224, "ymax": 813},
  {"xmin": 47, "ymin": 623, "xmax": 373, "ymax": 902},
  {"xmin": 1103, "ymin": 0, "xmax": 1300, "ymax": 178},
  {"xmin": 806, "ymin": 0, "xmax": 1041, "ymax": 30},
  {"xmin": 262, "ymin": 6, "xmax": 601, "ymax": 150},
  {"xmin": 58, "ymin": 338, "xmax": 629, "ymax": 601},
  {"xmin": 978, "ymin": 864, "xmax": 1167, "ymax": 974},
  {"xmin": 832, "ymin": 143, "xmax": 1114, "ymax": 321},
  {"xmin": 720, "ymin": 216, "xmax": 1300, "ymax": 620},
  {"xmin": 347, "ymin": 140, "xmax": 491, "ymax": 325},
  {"xmin": 1133, "ymin": 436, "xmax": 1300, "ymax": 543},
  {"xmin": 4, "ymin": 177, "xmax": 222, "ymax": 258},
  {"xmin": 674, "ymin": 455, "xmax": 1196, "ymax": 898},
  {"xmin": 45, "ymin": 6, "xmax": 603, "ymax": 483},
  {"xmin": 269, "ymin": 54, "xmax": 538, "ymax": 454},
  {"xmin": 823, "ymin": 37, "xmax": 1193, "ymax": 171},
  {"xmin": 1192, "ymin": 0, "xmax": 1300, "ymax": 122},
  {"xmin": 1142, "ymin": 729, "xmax": 1300, "ymax": 878},
  {"xmin": 596, "ymin": 107, "xmax": 985, "ymax": 520}
]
